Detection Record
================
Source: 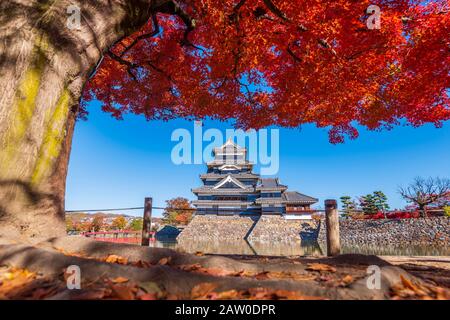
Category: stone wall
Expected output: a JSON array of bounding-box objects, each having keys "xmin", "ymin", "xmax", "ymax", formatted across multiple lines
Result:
[
  {"xmin": 177, "ymin": 214, "xmax": 319, "ymax": 243},
  {"xmin": 318, "ymin": 216, "xmax": 449, "ymax": 249},
  {"xmin": 178, "ymin": 215, "xmax": 449, "ymax": 249},
  {"xmin": 177, "ymin": 215, "xmax": 259, "ymax": 241},
  {"xmin": 247, "ymin": 215, "xmax": 319, "ymax": 243}
]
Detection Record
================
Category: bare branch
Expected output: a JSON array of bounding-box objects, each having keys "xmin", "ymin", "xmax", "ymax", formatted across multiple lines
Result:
[{"xmin": 398, "ymin": 177, "xmax": 450, "ymax": 214}]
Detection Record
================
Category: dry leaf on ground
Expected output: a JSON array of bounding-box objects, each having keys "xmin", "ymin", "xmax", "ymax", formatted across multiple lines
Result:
[
  {"xmin": 158, "ymin": 257, "xmax": 172, "ymax": 265},
  {"xmin": 306, "ymin": 263, "xmax": 337, "ymax": 273},
  {"xmin": 110, "ymin": 284, "xmax": 135, "ymax": 300},
  {"xmin": 390, "ymin": 275, "xmax": 450, "ymax": 300},
  {"xmin": 111, "ymin": 277, "xmax": 129, "ymax": 284},
  {"xmin": 191, "ymin": 282, "xmax": 218, "ymax": 299},
  {"xmin": 105, "ymin": 254, "xmax": 128, "ymax": 265}
]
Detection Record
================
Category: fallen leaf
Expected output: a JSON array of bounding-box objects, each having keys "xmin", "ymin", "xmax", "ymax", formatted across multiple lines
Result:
[
  {"xmin": 306, "ymin": 263, "xmax": 336, "ymax": 273},
  {"xmin": 139, "ymin": 293, "xmax": 158, "ymax": 300},
  {"xmin": 253, "ymin": 271, "xmax": 315, "ymax": 281},
  {"xmin": 158, "ymin": 257, "xmax": 172, "ymax": 265},
  {"xmin": 216, "ymin": 289, "xmax": 239, "ymax": 299},
  {"xmin": 195, "ymin": 251, "xmax": 204, "ymax": 256},
  {"xmin": 179, "ymin": 264, "xmax": 202, "ymax": 271},
  {"xmin": 139, "ymin": 281, "xmax": 163, "ymax": 298},
  {"xmin": 247, "ymin": 287, "xmax": 271, "ymax": 299},
  {"xmin": 105, "ymin": 255, "xmax": 128, "ymax": 265},
  {"xmin": 232, "ymin": 270, "xmax": 256, "ymax": 277},
  {"xmin": 134, "ymin": 260, "xmax": 152, "ymax": 268},
  {"xmin": 290, "ymin": 273, "xmax": 317, "ymax": 281},
  {"xmin": 255, "ymin": 271, "xmax": 270, "ymax": 280},
  {"xmin": 433, "ymin": 287, "xmax": 450, "ymax": 300},
  {"xmin": 111, "ymin": 277, "xmax": 129, "ymax": 284},
  {"xmin": 191, "ymin": 282, "xmax": 218, "ymax": 299},
  {"xmin": 111, "ymin": 284, "xmax": 135, "ymax": 300},
  {"xmin": 341, "ymin": 275, "xmax": 354, "ymax": 285},
  {"xmin": 200, "ymin": 267, "xmax": 233, "ymax": 277}
]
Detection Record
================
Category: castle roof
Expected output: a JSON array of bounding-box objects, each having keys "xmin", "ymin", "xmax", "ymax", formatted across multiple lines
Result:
[
  {"xmin": 200, "ymin": 173, "xmax": 260, "ymax": 180},
  {"xmin": 213, "ymin": 138, "xmax": 246, "ymax": 155},
  {"xmin": 192, "ymin": 175, "xmax": 255, "ymax": 194},
  {"xmin": 256, "ymin": 178, "xmax": 287, "ymax": 191},
  {"xmin": 283, "ymin": 191, "xmax": 318, "ymax": 204}
]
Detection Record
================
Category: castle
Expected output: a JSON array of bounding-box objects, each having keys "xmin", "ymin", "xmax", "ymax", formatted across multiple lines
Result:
[{"xmin": 191, "ymin": 139, "xmax": 318, "ymax": 218}]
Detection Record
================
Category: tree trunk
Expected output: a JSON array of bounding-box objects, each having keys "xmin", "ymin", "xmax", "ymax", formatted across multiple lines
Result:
[
  {"xmin": 0, "ymin": 0, "xmax": 164, "ymax": 242},
  {"xmin": 418, "ymin": 204, "xmax": 426, "ymax": 218}
]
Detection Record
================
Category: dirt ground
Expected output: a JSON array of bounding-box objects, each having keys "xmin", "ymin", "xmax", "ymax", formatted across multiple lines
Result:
[
  {"xmin": 381, "ymin": 256, "xmax": 450, "ymax": 288},
  {"xmin": 0, "ymin": 237, "xmax": 449, "ymax": 300}
]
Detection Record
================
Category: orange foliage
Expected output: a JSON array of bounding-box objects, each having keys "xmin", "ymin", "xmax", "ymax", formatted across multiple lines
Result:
[{"xmin": 82, "ymin": 0, "xmax": 449, "ymax": 143}]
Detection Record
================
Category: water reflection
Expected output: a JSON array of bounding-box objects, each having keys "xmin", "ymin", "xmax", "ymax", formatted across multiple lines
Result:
[
  {"xmin": 151, "ymin": 238, "xmax": 323, "ymax": 256},
  {"xmin": 149, "ymin": 238, "xmax": 449, "ymax": 257}
]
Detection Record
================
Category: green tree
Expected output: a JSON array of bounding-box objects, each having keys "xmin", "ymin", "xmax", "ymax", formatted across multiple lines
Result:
[
  {"xmin": 359, "ymin": 194, "xmax": 378, "ymax": 215},
  {"xmin": 128, "ymin": 218, "xmax": 143, "ymax": 231},
  {"xmin": 373, "ymin": 191, "xmax": 390, "ymax": 217},
  {"xmin": 340, "ymin": 196, "xmax": 358, "ymax": 218}
]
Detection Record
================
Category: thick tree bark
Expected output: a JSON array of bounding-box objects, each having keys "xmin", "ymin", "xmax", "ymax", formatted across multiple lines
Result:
[{"xmin": 0, "ymin": 0, "xmax": 165, "ymax": 242}]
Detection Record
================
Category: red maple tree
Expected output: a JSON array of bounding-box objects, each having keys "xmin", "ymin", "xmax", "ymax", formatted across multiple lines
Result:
[{"xmin": 82, "ymin": 0, "xmax": 449, "ymax": 143}]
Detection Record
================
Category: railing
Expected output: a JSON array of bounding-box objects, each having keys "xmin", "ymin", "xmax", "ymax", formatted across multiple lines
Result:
[{"xmin": 81, "ymin": 230, "xmax": 155, "ymax": 244}]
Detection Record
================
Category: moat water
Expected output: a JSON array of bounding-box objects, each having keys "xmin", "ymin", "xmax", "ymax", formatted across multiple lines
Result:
[{"xmin": 150, "ymin": 239, "xmax": 449, "ymax": 256}]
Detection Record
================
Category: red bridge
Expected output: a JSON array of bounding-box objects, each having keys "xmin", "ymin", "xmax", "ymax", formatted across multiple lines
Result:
[{"xmin": 82, "ymin": 230, "xmax": 156, "ymax": 244}]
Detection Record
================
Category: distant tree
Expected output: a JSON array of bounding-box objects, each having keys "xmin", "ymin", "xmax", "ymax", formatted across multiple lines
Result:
[
  {"xmin": 66, "ymin": 217, "xmax": 74, "ymax": 232},
  {"xmin": 90, "ymin": 215, "xmax": 104, "ymax": 232},
  {"xmin": 359, "ymin": 194, "xmax": 378, "ymax": 215},
  {"xmin": 72, "ymin": 221, "xmax": 90, "ymax": 232},
  {"xmin": 112, "ymin": 216, "xmax": 127, "ymax": 230},
  {"xmin": 128, "ymin": 218, "xmax": 143, "ymax": 231},
  {"xmin": 373, "ymin": 191, "xmax": 390, "ymax": 217},
  {"xmin": 163, "ymin": 197, "xmax": 194, "ymax": 226},
  {"xmin": 434, "ymin": 192, "xmax": 450, "ymax": 208},
  {"xmin": 399, "ymin": 177, "xmax": 450, "ymax": 217},
  {"xmin": 444, "ymin": 206, "xmax": 450, "ymax": 217},
  {"xmin": 340, "ymin": 196, "xmax": 358, "ymax": 218}
]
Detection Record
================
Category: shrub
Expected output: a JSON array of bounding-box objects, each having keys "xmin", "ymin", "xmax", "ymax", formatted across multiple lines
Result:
[
  {"xmin": 386, "ymin": 211, "xmax": 420, "ymax": 219},
  {"xmin": 370, "ymin": 212, "xmax": 385, "ymax": 219},
  {"xmin": 444, "ymin": 206, "xmax": 450, "ymax": 217}
]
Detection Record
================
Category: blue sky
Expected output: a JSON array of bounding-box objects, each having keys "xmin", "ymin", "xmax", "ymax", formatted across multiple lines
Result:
[{"xmin": 66, "ymin": 100, "xmax": 450, "ymax": 217}]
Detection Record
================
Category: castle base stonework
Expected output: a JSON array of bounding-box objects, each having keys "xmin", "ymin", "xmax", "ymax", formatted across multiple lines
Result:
[
  {"xmin": 178, "ymin": 215, "xmax": 449, "ymax": 252},
  {"xmin": 177, "ymin": 215, "xmax": 259, "ymax": 241},
  {"xmin": 177, "ymin": 214, "xmax": 319, "ymax": 243},
  {"xmin": 246, "ymin": 215, "xmax": 319, "ymax": 243}
]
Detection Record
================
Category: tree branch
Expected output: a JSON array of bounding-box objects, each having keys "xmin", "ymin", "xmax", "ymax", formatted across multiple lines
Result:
[
  {"xmin": 107, "ymin": 51, "xmax": 138, "ymax": 80},
  {"xmin": 119, "ymin": 14, "xmax": 160, "ymax": 57}
]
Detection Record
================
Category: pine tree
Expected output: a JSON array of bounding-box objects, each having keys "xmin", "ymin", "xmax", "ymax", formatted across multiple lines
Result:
[
  {"xmin": 373, "ymin": 191, "xmax": 390, "ymax": 217},
  {"xmin": 359, "ymin": 194, "xmax": 378, "ymax": 215},
  {"xmin": 340, "ymin": 196, "xmax": 358, "ymax": 218}
]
